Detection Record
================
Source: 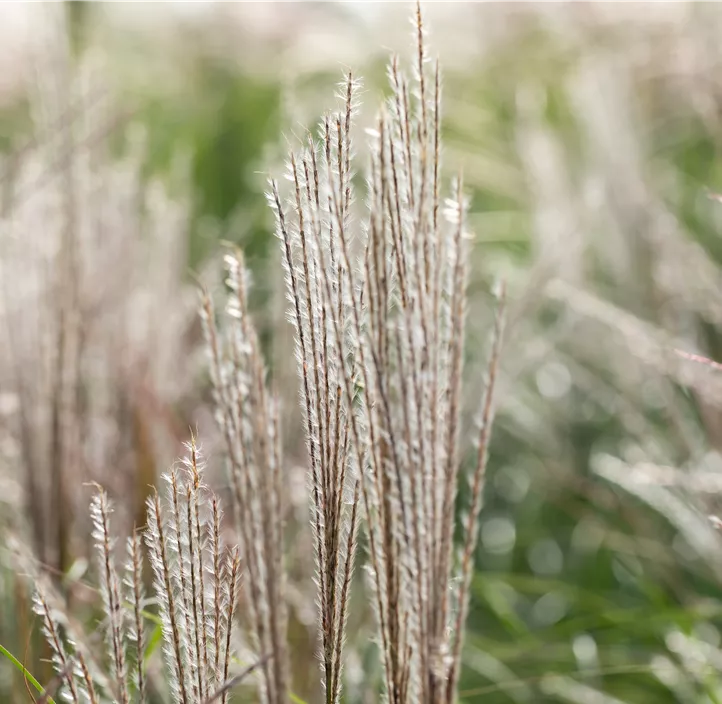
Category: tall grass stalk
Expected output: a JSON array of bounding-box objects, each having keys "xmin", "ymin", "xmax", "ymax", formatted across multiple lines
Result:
[{"xmin": 201, "ymin": 251, "xmax": 291, "ymax": 704}]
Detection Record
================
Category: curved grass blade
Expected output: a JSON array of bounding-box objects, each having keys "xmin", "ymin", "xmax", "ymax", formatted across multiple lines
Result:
[{"xmin": 0, "ymin": 642, "xmax": 57, "ymax": 704}]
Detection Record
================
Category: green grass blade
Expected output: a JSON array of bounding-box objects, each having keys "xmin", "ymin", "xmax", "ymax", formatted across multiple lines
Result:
[{"xmin": 0, "ymin": 643, "xmax": 56, "ymax": 704}]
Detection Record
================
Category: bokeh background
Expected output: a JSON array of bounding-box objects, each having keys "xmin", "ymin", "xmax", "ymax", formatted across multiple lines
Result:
[{"xmin": 4, "ymin": 2, "xmax": 722, "ymax": 702}]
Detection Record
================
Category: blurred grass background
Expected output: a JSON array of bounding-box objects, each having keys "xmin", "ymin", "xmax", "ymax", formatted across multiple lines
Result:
[{"xmin": 4, "ymin": 2, "xmax": 722, "ymax": 702}]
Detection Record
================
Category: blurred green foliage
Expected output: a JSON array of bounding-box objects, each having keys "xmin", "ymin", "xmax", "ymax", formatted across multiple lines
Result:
[{"xmin": 140, "ymin": 60, "xmax": 280, "ymax": 267}]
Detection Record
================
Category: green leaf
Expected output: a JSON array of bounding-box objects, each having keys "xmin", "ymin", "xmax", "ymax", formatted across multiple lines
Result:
[
  {"xmin": 0, "ymin": 643, "xmax": 56, "ymax": 704},
  {"xmin": 139, "ymin": 608, "xmax": 163, "ymax": 628},
  {"xmin": 143, "ymin": 622, "xmax": 163, "ymax": 662}
]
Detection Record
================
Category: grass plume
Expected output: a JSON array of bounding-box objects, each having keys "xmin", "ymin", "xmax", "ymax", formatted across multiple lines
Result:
[{"xmin": 268, "ymin": 4, "xmax": 505, "ymax": 701}]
